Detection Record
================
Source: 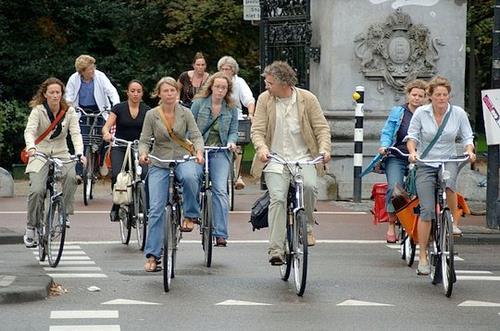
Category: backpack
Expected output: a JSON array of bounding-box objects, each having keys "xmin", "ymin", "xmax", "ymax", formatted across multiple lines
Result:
[{"xmin": 249, "ymin": 190, "xmax": 270, "ymax": 231}]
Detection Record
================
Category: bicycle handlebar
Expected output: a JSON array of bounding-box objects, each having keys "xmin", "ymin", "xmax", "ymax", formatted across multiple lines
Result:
[
  {"xmin": 386, "ymin": 146, "xmax": 410, "ymax": 158},
  {"xmin": 416, "ymin": 155, "xmax": 470, "ymax": 164},
  {"xmin": 112, "ymin": 137, "xmax": 139, "ymax": 147},
  {"xmin": 268, "ymin": 153, "xmax": 325, "ymax": 165},
  {"xmin": 76, "ymin": 107, "xmax": 109, "ymax": 117},
  {"xmin": 34, "ymin": 152, "xmax": 81, "ymax": 164},
  {"xmin": 148, "ymin": 154, "xmax": 196, "ymax": 164}
]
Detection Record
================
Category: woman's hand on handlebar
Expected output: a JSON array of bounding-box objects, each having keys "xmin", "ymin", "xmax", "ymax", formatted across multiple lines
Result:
[
  {"xmin": 408, "ymin": 152, "xmax": 418, "ymax": 163},
  {"xmin": 465, "ymin": 150, "xmax": 476, "ymax": 163},
  {"xmin": 139, "ymin": 153, "xmax": 150, "ymax": 165},
  {"xmin": 79, "ymin": 155, "xmax": 87, "ymax": 167},
  {"xmin": 103, "ymin": 131, "xmax": 113, "ymax": 142},
  {"xmin": 227, "ymin": 143, "xmax": 237, "ymax": 152},
  {"xmin": 378, "ymin": 147, "xmax": 387, "ymax": 155},
  {"xmin": 196, "ymin": 150, "xmax": 204, "ymax": 165}
]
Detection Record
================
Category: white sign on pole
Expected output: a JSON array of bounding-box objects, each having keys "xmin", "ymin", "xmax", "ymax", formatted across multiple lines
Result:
[
  {"xmin": 481, "ymin": 89, "xmax": 500, "ymax": 145},
  {"xmin": 243, "ymin": 0, "xmax": 260, "ymax": 21}
]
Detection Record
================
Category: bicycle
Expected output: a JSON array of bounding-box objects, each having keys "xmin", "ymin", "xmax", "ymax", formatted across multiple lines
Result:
[
  {"xmin": 200, "ymin": 146, "xmax": 231, "ymax": 267},
  {"xmin": 267, "ymin": 153, "xmax": 325, "ymax": 296},
  {"xmin": 34, "ymin": 152, "xmax": 81, "ymax": 267},
  {"xmin": 415, "ymin": 154, "xmax": 469, "ymax": 298},
  {"xmin": 112, "ymin": 138, "xmax": 149, "ymax": 250},
  {"xmin": 386, "ymin": 147, "xmax": 417, "ymax": 267},
  {"xmin": 148, "ymin": 154, "xmax": 196, "ymax": 292},
  {"xmin": 77, "ymin": 107, "xmax": 109, "ymax": 206}
]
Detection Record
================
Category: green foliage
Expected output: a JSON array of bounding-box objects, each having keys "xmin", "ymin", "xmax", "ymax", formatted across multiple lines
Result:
[{"xmin": 0, "ymin": 100, "xmax": 30, "ymax": 169}]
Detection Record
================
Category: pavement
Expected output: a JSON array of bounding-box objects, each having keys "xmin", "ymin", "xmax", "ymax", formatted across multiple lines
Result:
[{"xmin": 1, "ymin": 177, "xmax": 499, "ymax": 304}]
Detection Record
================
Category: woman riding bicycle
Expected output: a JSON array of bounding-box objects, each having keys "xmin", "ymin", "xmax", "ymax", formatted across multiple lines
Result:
[
  {"xmin": 405, "ymin": 76, "xmax": 475, "ymax": 276},
  {"xmin": 102, "ymin": 80, "xmax": 151, "ymax": 222},
  {"xmin": 23, "ymin": 77, "xmax": 85, "ymax": 247},
  {"xmin": 178, "ymin": 52, "xmax": 210, "ymax": 108},
  {"xmin": 191, "ymin": 72, "xmax": 239, "ymax": 247},
  {"xmin": 362, "ymin": 79, "xmax": 427, "ymax": 243},
  {"xmin": 138, "ymin": 77, "xmax": 204, "ymax": 272}
]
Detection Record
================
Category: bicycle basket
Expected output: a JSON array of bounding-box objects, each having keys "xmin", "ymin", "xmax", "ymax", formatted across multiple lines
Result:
[
  {"xmin": 395, "ymin": 197, "xmax": 420, "ymax": 242},
  {"xmin": 249, "ymin": 190, "xmax": 270, "ymax": 231}
]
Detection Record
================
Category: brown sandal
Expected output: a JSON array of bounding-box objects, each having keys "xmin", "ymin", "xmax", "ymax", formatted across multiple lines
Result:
[
  {"xmin": 144, "ymin": 257, "xmax": 159, "ymax": 272},
  {"xmin": 180, "ymin": 218, "xmax": 195, "ymax": 232}
]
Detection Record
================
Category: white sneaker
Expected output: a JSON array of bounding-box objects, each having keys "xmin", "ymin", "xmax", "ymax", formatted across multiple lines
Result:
[
  {"xmin": 452, "ymin": 225, "xmax": 462, "ymax": 236},
  {"xmin": 23, "ymin": 227, "xmax": 37, "ymax": 248}
]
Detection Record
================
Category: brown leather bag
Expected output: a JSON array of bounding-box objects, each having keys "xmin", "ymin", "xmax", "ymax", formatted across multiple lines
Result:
[{"xmin": 157, "ymin": 107, "xmax": 195, "ymax": 156}]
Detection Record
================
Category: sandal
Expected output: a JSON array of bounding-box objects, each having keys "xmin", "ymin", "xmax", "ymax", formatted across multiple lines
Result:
[
  {"xmin": 144, "ymin": 257, "xmax": 160, "ymax": 272},
  {"xmin": 180, "ymin": 218, "xmax": 195, "ymax": 232}
]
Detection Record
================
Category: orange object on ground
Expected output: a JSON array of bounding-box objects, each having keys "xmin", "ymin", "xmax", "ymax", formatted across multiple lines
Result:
[{"xmin": 396, "ymin": 197, "xmax": 419, "ymax": 242}]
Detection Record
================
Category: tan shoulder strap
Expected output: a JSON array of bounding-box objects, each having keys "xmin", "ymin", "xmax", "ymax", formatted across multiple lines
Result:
[{"xmin": 157, "ymin": 107, "xmax": 195, "ymax": 155}]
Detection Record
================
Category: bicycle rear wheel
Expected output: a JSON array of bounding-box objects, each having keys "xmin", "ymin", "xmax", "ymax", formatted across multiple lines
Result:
[
  {"xmin": 441, "ymin": 209, "xmax": 455, "ymax": 297},
  {"xmin": 293, "ymin": 210, "xmax": 308, "ymax": 296},
  {"xmin": 83, "ymin": 150, "xmax": 94, "ymax": 206},
  {"xmin": 47, "ymin": 198, "xmax": 66, "ymax": 267},
  {"xmin": 398, "ymin": 225, "xmax": 406, "ymax": 260},
  {"xmin": 135, "ymin": 182, "xmax": 148, "ymax": 250},
  {"xmin": 163, "ymin": 205, "xmax": 173, "ymax": 292},
  {"xmin": 202, "ymin": 190, "xmax": 213, "ymax": 267},
  {"xmin": 119, "ymin": 205, "xmax": 131, "ymax": 244},
  {"xmin": 404, "ymin": 234, "xmax": 416, "ymax": 267},
  {"xmin": 280, "ymin": 221, "xmax": 293, "ymax": 281}
]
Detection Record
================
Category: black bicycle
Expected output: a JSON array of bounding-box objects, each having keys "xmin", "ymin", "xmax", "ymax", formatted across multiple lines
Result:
[
  {"xmin": 77, "ymin": 107, "xmax": 108, "ymax": 206},
  {"xmin": 112, "ymin": 138, "xmax": 148, "ymax": 250},
  {"xmin": 200, "ymin": 146, "xmax": 231, "ymax": 267},
  {"xmin": 268, "ymin": 153, "xmax": 324, "ymax": 296},
  {"xmin": 148, "ymin": 154, "xmax": 195, "ymax": 292},
  {"xmin": 416, "ymin": 154, "xmax": 469, "ymax": 297},
  {"xmin": 34, "ymin": 152, "xmax": 81, "ymax": 267}
]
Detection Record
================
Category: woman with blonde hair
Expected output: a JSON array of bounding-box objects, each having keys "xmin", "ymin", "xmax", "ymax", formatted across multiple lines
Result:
[{"xmin": 138, "ymin": 77, "xmax": 204, "ymax": 272}]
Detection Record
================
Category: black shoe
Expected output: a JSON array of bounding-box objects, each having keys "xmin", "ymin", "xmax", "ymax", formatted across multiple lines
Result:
[
  {"xmin": 269, "ymin": 255, "xmax": 284, "ymax": 266},
  {"xmin": 76, "ymin": 175, "xmax": 83, "ymax": 185},
  {"xmin": 215, "ymin": 237, "xmax": 227, "ymax": 247},
  {"xmin": 110, "ymin": 210, "xmax": 119, "ymax": 222}
]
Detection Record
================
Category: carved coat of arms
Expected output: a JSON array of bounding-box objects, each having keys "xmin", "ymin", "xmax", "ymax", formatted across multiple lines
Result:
[{"xmin": 354, "ymin": 9, "xmax": 444, "ymax": 93}]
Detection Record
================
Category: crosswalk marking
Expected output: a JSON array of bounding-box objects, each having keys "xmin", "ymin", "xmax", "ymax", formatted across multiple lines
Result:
[
  {"xmin": 457, "ymin": 275, "xmax": 500, "ymax": 281},
  {"xmin": 43, "ymin": 267, "xmax": 102, "ymax": 272},
  {"xmin": 34, "ymin": 250, "xmax": 87, "ymax": 256},
  {"xmin": 50, "ymin": 310, "xmax": 118, "ymax": 319},
  {"xmin": 36, "ymin": 256, "xmax": 91, "ymax": 261},
  {"xmin": 49, "ymin": 326, "xmax": 120, "ymax": 331},
  {"xmin": 47, "ymin": 273, "xmax": 108, "ymax": 278},
  {"xmin": 39, "ymin": 261, "xmax": 96, "ymax": 266},
  {"xmin": 456, "ymin": 270, "xmax": 493, "ymax": 275}
]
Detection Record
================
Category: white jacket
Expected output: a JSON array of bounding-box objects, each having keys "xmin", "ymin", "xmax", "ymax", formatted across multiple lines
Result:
[{"xmin": 65, "ymin": 69, "xmax": 120, "ymax": 112}]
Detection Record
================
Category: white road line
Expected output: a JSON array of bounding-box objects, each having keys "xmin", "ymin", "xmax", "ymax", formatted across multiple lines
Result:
[
  {"xmin": 39, "ymin": 261, "xmax": 96, "ymax": 266},
  {"xmin": 0, "ymin": 275, "xmax": 16, "ymax": 287},
  {"xmin": 43, "ymin": 267, "xmax": 102, "ymax": 272},
  {"xmin": 455, "ymin": 270, "xmax": 493, "ymax": 275},
  {"xmin": 50, "ymin": 326, "xmax": 120, "ymax": 331},
  {"xmin": 36, "ymin": 256, "xmax": 91, "ymax": 261},
  {"xmin": 216, "ymin": 300, "xmax": 272, "ymax": 306},
  {"xmin": 34, "ymin": 251, "xmax": 87, "ymax": 256},
  {"xmin": 457, "ymin": 276, "xmax": 500, "ymax": 281},
  {"xmin": 47, "ymin": 273, "xmax": 108, "ymax": 278},
  {"xmin": 67, "ymin": 239, "xmax": 385, "ymax": 245},
  {"xmin": 63, "ymin": 245, "xmax": 82, "ymax": 250},
  {"xmin": 50, "ymin": 310, "xmax": 118, "ymax": 319},
  {"xmin": 458, "ymin": 300, "xmax": 500, "ymax": 307},
  {"xmin": 337, "ymin": 299, "xmax": 393, "ymax": 306},
  {"xmin": 102, "ymin": 299, "xmax": 162, "ymax": 305}
]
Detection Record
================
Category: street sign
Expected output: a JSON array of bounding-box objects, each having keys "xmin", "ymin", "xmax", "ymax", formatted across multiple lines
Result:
[
  {"xmin": 243, "ymin": 0, "xmax": 260, "ymax": 21},
  {"xmin": 481, "ymin": 89, "xmax": 500, "ymax": 145}
]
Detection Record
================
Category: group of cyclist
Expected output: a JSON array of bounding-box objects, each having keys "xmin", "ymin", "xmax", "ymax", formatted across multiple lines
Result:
[
  {"xmin": 364, "ymin": 75, "xmax": 475, "ymax": 276},
  {"xmin": 22, "ymin": 50, "xmax": 475, "ymax": 281}
]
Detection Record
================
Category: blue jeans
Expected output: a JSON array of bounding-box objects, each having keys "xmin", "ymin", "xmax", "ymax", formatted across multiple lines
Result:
[
  {"xmin": 208, "ymin": 151, "xmax": 230, "ymax": 239},
  {"xmin": 144, "ymin": 162, "xmax": 203, "ymax": 259},
  {"xmin": 384, "ymin": 156, "xmax": 408, "ymax": 213}
]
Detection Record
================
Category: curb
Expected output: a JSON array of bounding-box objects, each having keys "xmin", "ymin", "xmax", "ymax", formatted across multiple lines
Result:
[
  {"xmin": 0, "ymin": 274, "xmax": 52, "ymax": 304},
  {"xmin": 0, "ymin": 228, "xmax": 22, "ymax": 245},
  {"xmin": 456, "ymin": 234, "xmax": 500, "ymax": 245}
]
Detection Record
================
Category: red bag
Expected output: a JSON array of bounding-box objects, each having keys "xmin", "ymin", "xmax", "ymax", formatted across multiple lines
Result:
[
  {"xmin": 370, "ymin": 183, "xmax": 389, "ymax": 224},
  {"xmin": 20, "ymin": 149, "xmax": 30, "ymax": 164}
]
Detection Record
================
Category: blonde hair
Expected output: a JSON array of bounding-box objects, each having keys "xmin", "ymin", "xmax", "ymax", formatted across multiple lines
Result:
[
  {"xmin": 75, "ymin": 55, "xmax": 96, "ymax": 73},
  {"xmin": 151, "ymin": 77, "xmax": 179, "ymax": 99},
  {"xmin": 404, "ymin": 79, "xmax": 427, "ymax": 95},
  {"xmin": 217, "ymin": 56, "xmax": 239, "ymax": 75},
  {"xmin": 29, "ymin": 77, "xmax": 69, "ymax": 111},
  {"xmin": 194, "ymin": 72, "xmax": 235, "ymax": 108}
]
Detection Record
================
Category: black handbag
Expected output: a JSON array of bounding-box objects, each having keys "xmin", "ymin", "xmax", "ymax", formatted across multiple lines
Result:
[{"xmin": 249, "ymin": 190, "xmax": 270, "ymax": 231}]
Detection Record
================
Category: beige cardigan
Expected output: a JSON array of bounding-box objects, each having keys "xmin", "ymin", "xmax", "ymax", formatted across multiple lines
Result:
[
  {"xmin": 250, "ymin": 87, "xmax": 332, "ymax": 178},
  {"xmin": 139, "ymin": 104, "xmax": 204, "ymax": 168},
  {"xmin": 24, "ymin": 105, "xmax": 83, "ymax": 173}
]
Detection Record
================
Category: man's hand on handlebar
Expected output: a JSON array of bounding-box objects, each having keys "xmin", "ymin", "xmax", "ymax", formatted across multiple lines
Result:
[{"xmin": 257, "ymin": 147, "xmax": 269, "ymax": 162}]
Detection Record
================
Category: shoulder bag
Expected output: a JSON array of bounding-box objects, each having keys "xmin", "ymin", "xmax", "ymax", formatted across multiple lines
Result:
[{"xmin": 157, "ymin": 107, "xmax": 196, "ymax": 156}]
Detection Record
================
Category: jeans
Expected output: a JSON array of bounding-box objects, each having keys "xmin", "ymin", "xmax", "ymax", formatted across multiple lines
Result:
[
  {"xmin": 144, "ymin": 162, "xmax": 202, "ymax": 259},
  {"xmin": 264, "ymin": 165, "xmax": 317, "ymax": 256},
  {"xmin": 208, "ymin": 151, "xmax": 230, "ymax": 239},
  {"xmin": 384, "ymin": 156, "xmax": 408, "ymax": 213}
]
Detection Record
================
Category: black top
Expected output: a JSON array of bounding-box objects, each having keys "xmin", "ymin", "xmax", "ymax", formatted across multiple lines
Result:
[
  {"xmin": 394, "ymin": 104, "xmax": 412, "ymax": 155},
  {"xmin": 111, "ymin": 101, "xmax": 150, "ymax": 141},
  {"xmin": 178, "ymin": 71, "xmax": 206, "ymax": 107}
]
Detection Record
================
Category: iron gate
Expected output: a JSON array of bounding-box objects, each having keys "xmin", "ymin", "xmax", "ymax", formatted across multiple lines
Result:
[{"xmin": 259, "ymin": 0, "xmax": 319, "ymax": 91}]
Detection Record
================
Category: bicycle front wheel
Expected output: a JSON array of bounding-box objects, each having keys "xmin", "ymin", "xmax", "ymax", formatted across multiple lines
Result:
[
  {"xmin": 163, "ymin": 205, "xmax": 173, "ymax": 292},
  {"xmin": 441, "ymin": 209, "xmax": 455, "ymax": 297},
  {"xmin": 227, "ymin": 159, "xmax": 235, "ymax": 211},
  {"xmin": 135, "ymin": 182, "xmax": 148, "ymax": 250},
  {"xmin": 83, "ymin": 150, "xmax": 94, "ymax": 205},
  {"xmin": 47, "ymin": 198, "xmax": 66, "ymax": 267},
  {"xmin": 293, "ymin": 209, "xmax": 308, "ymax": 296},
  {"xmin": 38, "ymin": 190, "xmax": 51, "ymax": 262},
  {"xmin": 119, "ymin": 206, "xmax": 131, "ymax": 245},
  {"xmin": 202, "ymin": 190, "xmax": 213, "ymax": 267}
]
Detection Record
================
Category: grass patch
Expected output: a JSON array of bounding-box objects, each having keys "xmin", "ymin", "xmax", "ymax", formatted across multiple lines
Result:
[{"xmin": 475, "ymin": 133, "xmax": 487, "ymax": 154}]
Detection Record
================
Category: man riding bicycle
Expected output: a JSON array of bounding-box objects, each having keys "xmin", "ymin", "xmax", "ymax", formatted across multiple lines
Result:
[{"xmin": 250, "ymin": 61, "xmax": 331, "ymax": 265}]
